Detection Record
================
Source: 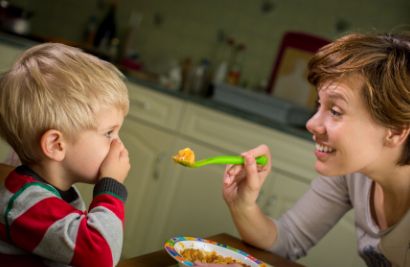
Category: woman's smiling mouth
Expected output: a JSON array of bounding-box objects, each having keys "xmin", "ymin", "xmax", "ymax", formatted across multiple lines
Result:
[{"xmin": 315, "ymin": 143, "xmax": 335, "ymax": 153}]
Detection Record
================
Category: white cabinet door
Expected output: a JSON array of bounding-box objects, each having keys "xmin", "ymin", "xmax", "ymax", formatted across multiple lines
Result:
[
  {"xmin": 77, "ymin": 84, "xmax": 185, "ymax": 258},
  {"xmin": 145, "ymin": 139, "xmax": 239, "ymax": 252},
  {"xmin": 120, "ymin": 118, "xmax": 179, "ymax": 257},
  {"xmin": 125, "ymin": 81, "xmax": 184, "ymax": 131},
  {"xmin": 261, "ymin": 168, "xmax": 310, "ymax": 218},
  {"xmin": 113, "ymin": 83, "xmax": 185, "ymax": 257},
  {"xmin": 76, "ymin": 115, "xmax": 180, "ymax": 258},
  {"xmin": 0, "ymin": 43, "xmax": 25, "ymax": 161},
  {"xmin": 0, "ymin": 140, "xmax": 12, "ymax": 163},
  {"xmin": 0, "ymin": 43, "xmax": 25, "ymax": 71},
  {"xmin": 180, "ymin": 103, "xmax": 273, "ymax": 153},
  {"xmin": 119, "ymin": 83, "xmax": 186, "ymax": 257}
]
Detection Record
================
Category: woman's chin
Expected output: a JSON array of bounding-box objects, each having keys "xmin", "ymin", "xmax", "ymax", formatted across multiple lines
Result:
[{"xmin": 315, "ymin": 164, "xmax": 338, "ymax": 176}]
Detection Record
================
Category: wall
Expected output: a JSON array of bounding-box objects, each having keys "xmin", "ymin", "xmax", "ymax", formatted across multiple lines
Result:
[{"xmin": 10, "ymin": 0, "xmax": 410, "ymax": 89}]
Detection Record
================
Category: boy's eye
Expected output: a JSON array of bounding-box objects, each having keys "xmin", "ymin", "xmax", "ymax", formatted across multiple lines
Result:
[{"xmin": 105, "ymin": 130, "xmax": 114, "ymax": 138}]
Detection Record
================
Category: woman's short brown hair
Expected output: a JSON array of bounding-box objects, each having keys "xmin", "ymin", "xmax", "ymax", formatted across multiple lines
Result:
[{"xmin": 308, "ymin": 32, "xmax": 410, "ymax": 165}]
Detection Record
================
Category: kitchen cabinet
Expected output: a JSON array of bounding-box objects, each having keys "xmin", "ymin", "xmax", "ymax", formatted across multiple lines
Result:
[
  {"xmin": 77, "ymin": 81, "xmax": 185, "ymax": 257},
  {"xmin": 135, "ymin": 101, "xmax": 281, "ymax": 253},
  {"xmin": 0, "ymin": 43, "xmax": 26, "ymax": 162},
  {"xmin": 0, "ymin": 140, "xmax": 11, "ymax": 162},
  {"xmin": 0, "ymin": 42, "xmax": 25, "ymax": 71},
  {"xmin": 120, "ymin": 118, "xmax": 179, "ymax": 257},
  {"xmin": 0, "ymin": 40, "xmax": 365, "ymax": 266},
  {"xmin": 78, "ymin": 118, "xmax": 181, "ymax": 257},
  {"xmin": 143, "ymin": 139, "xmax": 238, "ymax": 250},
  {"xmin": 120, "ymin": 82, "xmax": 185, "ymax": 257},
  {"xmin": 134, "ymin": 101, "xmax": 365, "ymax": 267}
]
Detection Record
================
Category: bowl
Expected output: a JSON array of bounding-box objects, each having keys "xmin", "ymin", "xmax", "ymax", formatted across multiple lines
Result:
[{"xmin": 164, "ymin": 236, "xmax": 268, "ymax": 267}]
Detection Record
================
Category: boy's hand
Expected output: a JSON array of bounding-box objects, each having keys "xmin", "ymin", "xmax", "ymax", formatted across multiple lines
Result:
[{"xmin": 99, "ymin": 139, "xmax": 130, "ymax": 183}]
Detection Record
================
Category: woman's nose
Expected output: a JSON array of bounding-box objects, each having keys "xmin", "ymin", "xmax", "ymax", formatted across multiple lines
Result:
[{"xmin": 306, "ymin": 111, "xmax": 325, "ymax": 135}]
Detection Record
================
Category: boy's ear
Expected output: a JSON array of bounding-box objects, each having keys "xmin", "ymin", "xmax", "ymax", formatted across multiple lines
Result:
[
  {"xmin": 40, "ymin": 129, "xmax": 66, "ymax": 161},
  {"xmin": 385, "ymin": 126, "xmax": 410, "ymax": 147}
]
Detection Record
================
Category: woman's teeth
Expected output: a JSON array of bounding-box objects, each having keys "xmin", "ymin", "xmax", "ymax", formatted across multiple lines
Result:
[{"xmin": 316, "ymin": 143, "xmax": 335, "ymax": 153}]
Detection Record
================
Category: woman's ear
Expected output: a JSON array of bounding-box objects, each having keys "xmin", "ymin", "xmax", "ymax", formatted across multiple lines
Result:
[
  {"xmin": 40, "ymin": 129, "xmax": 66, "ymax": 161},
  {"xmin": 385, "ymin": 126, "xmax": 410, "ymax": 147}
]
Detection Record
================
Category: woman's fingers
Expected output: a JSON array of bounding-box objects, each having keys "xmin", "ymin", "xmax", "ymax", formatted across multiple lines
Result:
[
  {"xmin": 242, "ymin": 154, "xmax": 260, "ymax": 190},
  {"xmin": 224, "ymin": 144, "xmax": 271, "ymax": 186},
  {"xmin": 224, "ymin": 164, "xmax": 244, "ymax": 185}
]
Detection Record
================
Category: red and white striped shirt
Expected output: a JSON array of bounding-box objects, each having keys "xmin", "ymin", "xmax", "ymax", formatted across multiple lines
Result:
[{"xmin": 0, "ymin": 165, "xmax": 127, "ymax": 267}]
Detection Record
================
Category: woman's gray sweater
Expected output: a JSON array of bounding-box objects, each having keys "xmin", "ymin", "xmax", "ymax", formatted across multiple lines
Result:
[{"xmin": 269, "ymin": 173, "xmax": 409, "ymax": 267}]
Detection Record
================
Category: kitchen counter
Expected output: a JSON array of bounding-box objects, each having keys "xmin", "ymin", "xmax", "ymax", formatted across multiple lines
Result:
[
  {"xmin": 123, "ymin": 74, "xmax": 312, "ymax": 141},
  {"xmin": 0, "ymin": 30, "xmax": 311, "ymax": 141}
]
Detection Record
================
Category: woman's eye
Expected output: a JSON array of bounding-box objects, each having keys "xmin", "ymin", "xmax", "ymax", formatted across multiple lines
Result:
[{"xmin": 330, "ymin": 108, "xmax": 342, "ymax": 117}]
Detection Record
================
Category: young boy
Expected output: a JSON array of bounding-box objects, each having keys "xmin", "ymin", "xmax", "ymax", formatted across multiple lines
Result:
[{"xmin": 0, "ymin": 42, "xmax": 130, "ymax": 267}]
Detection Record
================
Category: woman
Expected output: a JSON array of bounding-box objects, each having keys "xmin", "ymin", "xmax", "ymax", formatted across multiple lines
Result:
[{"xmin": 221, "ymin": 32, "xmax": 410, "ymax": 267}]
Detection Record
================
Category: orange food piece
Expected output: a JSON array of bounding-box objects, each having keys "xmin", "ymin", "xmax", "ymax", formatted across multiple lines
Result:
[
  {"xmin": 173, "ymin": 148, "xmax": 195, "ymax": 166},
  {"xmin": 180, "ymin": 248, "xmax": 250, "ymax": 267}
]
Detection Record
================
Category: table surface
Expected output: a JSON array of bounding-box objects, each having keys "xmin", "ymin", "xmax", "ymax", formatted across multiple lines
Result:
[{"xmin": 117, "ymin": 233, "xmax": 304, "ymax": 267}]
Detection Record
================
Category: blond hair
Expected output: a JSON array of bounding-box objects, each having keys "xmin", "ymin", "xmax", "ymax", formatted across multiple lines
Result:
[
  {"xmin": 308, "ymin": 32, "xmax": 410, "ymax": 165},
  {"xmin": 0, "ymin": 42, "xmax": 129, "ymax": 164}
]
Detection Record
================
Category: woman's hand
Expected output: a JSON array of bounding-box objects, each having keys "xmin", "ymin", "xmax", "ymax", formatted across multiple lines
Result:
[{"xmin": 223, "ymin": 144, "xmax": 271, "ymax": 210}]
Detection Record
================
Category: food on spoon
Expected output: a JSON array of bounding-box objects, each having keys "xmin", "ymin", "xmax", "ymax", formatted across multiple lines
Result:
[
  {"xmin": 173, "ymin": 147, "xmax": 195, "ymax": 166},
  {"xmin": 180, "ymin": 248, "xmax": 251, "ymax": 267}
]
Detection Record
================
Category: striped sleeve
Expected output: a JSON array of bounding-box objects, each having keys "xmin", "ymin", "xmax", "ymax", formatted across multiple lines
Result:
[{"xmin": 4, "ymin": 178, "xmax": 127, "ymax": 267}]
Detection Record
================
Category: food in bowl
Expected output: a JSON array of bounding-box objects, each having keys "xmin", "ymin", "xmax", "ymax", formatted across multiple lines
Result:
[
  {"xmin": 181, "ymin": 248, "xmax": 250, "ymax": 267},
  {"xmin": 164, "ymin": 236, "xmax": 267, "ymax": 267}
]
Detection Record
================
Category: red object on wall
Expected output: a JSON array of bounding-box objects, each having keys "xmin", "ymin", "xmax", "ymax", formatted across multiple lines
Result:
[{"xmin": 266, "ymin": 31, "xmax": 330, "ymax": 94}]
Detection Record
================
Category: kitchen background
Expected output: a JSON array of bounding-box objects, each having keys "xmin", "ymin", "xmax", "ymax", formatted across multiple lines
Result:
[
  {"xmin": 3, "ymin": 0, "xmax": 410, "ymax": 94},
  {"xmin": 1, "ymin": 1, "xmax": 410, "ymax": 266}
]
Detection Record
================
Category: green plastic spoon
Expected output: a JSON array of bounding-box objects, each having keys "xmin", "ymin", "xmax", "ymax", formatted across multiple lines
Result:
[{"xmin": 174, "ymin": 155, "xmax": 268, "ymax": 168}]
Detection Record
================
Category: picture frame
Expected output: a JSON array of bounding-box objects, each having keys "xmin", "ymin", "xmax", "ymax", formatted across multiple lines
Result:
[{"xmin": 266, "ymin": 31, "xmax": 330, "ymax": 110}]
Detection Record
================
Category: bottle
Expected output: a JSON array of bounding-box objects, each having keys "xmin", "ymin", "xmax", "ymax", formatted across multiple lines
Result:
[
  {"xmin": 83, "ymin": 15, "xmax": 97, "ymax": 48},
  {"xmin": 226, "ymin": 43, "xmax": 246, "ymax": 86},
  {"xmin": 168, "ymin": 62, "xmax": 182, "ymax": 91},
  {"xmin": 93, "ymin": 2, "xmax": 118, "ymax": 58},
  {"xmin": 121, "ymin": 11, "xmax": 142, "ymax": 61},
  {"xmin": 188, "ymin": 59, "xmax": 211, "ymax": 96},
  {"xmin": 211, "ymin": 36, "xmax": 231, "ymax": 86},
  {"xmin": 181, "ymin": 57, "xmax": 193, "ymax": 92},
  {"xmin": 213, "ymin": 61, "xmax": 228, "ymax": 85}
]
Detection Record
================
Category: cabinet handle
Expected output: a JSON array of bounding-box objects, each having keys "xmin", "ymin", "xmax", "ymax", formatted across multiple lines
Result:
[
  {"xmin": 131, "ymin": 99, "xmax": 150, "ymax": 110},
  {"xmin": 153, "ymin": 152, "xmax": 166, "ymax": 180},
  {"xmin": 263, "ymin": 195, "xmax": 277, "ymax": 215},
  {"xmin": 257, "ymin": 189, "xmax": 265, "ymax": 205}
]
